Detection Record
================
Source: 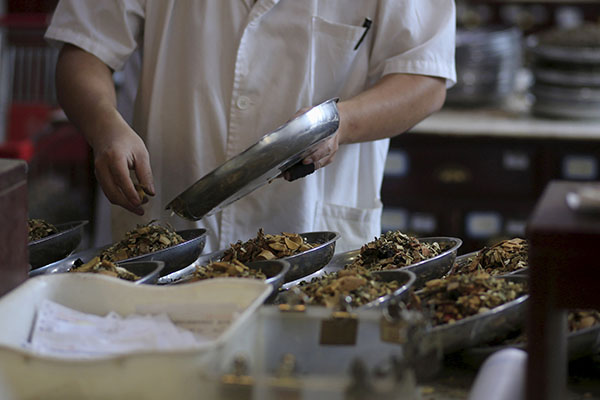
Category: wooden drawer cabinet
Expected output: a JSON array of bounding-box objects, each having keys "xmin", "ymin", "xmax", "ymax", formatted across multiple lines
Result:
[{"xmin": 382, "ymin": 133, "xmax": 600, "ymax": 253}]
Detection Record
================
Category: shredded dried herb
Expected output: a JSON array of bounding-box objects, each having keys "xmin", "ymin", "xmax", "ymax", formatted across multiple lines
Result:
[
  {"xmin": 192, "ymin": 259, "xmax": 266, "ymax": 281},
  {"xmin": 220, "ymin": 229, "xmax": 313, "ymax": 263},
  {"xmin": 346, "ymin": 230, "xmax": 443, "ymax": 271},
  {"xmin": 450, "ymin": 238, "xmax": 528, "ymax": 276},
  {"xmin": 28, "ymin": 219, "xmax": 58, "ymax": 242},
  {"xmin": 290, "ymin": 267, "xmax": 402, "ymax": 308},
  {"xmin": 100, "ymin": 221, "xmax": 185, "ymax": 262},
  {"xmin": 412, "ymin": 273, "xmax": 528, "ymax": 326},
  {"xmin": 70, "ymin": 256, "xmax": 140, "ymax": 281}
]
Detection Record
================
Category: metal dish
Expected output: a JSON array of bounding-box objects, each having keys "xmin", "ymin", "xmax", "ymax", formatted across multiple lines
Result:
[
  {"xmin": 451, "ymin": 251, "xmax": 529, "ymax": 277},
  {"xmin": 526, "ymin": 34, "xmax": 600, "ymax": 64},
  {"xmin": 457, "ymin": 321, "xmax": 600, "ymax": 368},
  {"xmin": 28, "ymin": 229, "xmax": 207, "ymax": 278},
  {"xmin": 159, "ymin": 231, "xmax": 339, "ymax": 285},
  {"xmin": 275, "ymin": 269, "xmax": 416, "ymax": 310},
  {"xmin": 28, "ymin": 220, "xmax": 88, "ymax": 270},
  {"xmin": 284, "ymin": 236, "xmax": 461, "ymax": 290},
  {"xmin": 166, "ymin": 98, "xmax": 340, "ymax": 221},
  {"xmin": 163, "ymin": 259, "xmax": 290, "ymax": 296},
  {"xmin": 426, "ymin": 275, "xmax": 528, "ymax": 354}
]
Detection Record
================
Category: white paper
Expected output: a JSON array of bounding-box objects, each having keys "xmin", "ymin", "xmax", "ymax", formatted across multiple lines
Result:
[{"xmin": 27, "ymin": 300, "xmax": 216, "ymax": 358}]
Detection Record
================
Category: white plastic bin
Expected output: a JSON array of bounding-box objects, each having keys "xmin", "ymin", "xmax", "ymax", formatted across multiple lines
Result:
[{"xmin": 0, "ymin": 274, "xmax": 271, "ymax": 400}]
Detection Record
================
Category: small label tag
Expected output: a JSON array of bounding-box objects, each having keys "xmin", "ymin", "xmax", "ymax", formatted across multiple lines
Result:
[
  {"xmin": 319, "ymin": 312, "xmax": 358, "ymax": 345},
  {"xmin": 380, "ymin": 317, "xmax": 408, "ymax": 344}
]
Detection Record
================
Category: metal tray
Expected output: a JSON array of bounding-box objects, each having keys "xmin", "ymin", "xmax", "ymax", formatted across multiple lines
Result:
[
  {"xmin": 159, "ymin": 231, "xmax": 339, "ymax": 285},
  {"xmin": 275, "ymin": 269, "xmax": 416, "ymax": 310},
  {"xmin": 457, "ymin": 322, "xmax": 600, "ymax": 367},
  {"xmin": 28, "ymin": 220, "xmax": 88, "ymax": 270},
  {"xmin": 426, "ymin": 275, "xmax": 529, "ymax": 354},
  {"xmin": 28, "ymin": 229, "xmax": 207, "ymax": 278},
  {"xmin": 450, "ymin": 250, "xmax": 529, "ymax": 277},
  {"xmin": 290, "ymin": 236, "xmax": 462, "ymax": 290},
  {"xmin": 527, "ymin": 34, "xmax": 600, "ymax": 64},
  {"xmin": 166, "ymin": 98, "xmax": 340, "ymax": 221},
  {"xmin": 164, "ymin": 259, "xmax": 290, "ymax": 298}
]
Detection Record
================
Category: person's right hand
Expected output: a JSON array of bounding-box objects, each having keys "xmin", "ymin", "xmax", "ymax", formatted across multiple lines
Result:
[{"xmin": 92, "ymin": 123, "xmax": 155, "ymax": 216}]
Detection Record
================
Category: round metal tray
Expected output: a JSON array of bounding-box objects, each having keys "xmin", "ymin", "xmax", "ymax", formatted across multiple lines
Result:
[
  {"xmin": 166, "ymin": 98, "xmax": 340, "ymax": 221},
  {"xmin": 28, "ymin": 229, "xmax": 207, "ymax": 278},
  {"xmin": 158, "ymin": 231, "xmax": 339, "ymax": 285},
  {"xmin": 274, "ymin": 269, "xmax": 416, "ymax": 310},
  {"xmin": 299, "ymin": 237, "xmax": 462, "ymax": 290},
  {"xmin": 458, "ymin": 321, "xmax": 600, "ymax": 368},
  {"xmin": 426, "ymin": 275, "xmax": 529, "ymax": 354},
  {"xmin": 28, "ymin": 220, "xmax": 88, "ymax": 270}
]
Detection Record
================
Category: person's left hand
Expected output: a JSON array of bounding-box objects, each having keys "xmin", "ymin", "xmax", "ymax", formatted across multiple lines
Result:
[{"xmin": 282, "ymin": 107, "xmax": 342, "ymax": 181}]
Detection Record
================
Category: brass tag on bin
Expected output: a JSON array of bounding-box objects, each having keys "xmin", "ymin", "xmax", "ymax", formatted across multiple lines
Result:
[{"xmin": 319, "ymin": 311, "xmax": 358, "ymax": 345}]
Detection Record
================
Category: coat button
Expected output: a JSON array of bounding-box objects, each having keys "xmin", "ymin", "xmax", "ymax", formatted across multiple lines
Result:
[{"xmin": 236, "ymin": 96, "xmax": 250, "ymax": 110}]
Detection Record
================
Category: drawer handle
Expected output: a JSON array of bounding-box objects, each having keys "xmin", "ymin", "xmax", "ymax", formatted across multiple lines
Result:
[{"xmin": 436, "ymin": 166, "xmax": 471, "ymax": 184}]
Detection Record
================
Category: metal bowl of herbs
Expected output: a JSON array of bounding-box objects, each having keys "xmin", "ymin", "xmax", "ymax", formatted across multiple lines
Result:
[
  {"xmin": 69, "ymin": 258, "xmax": 165, "ymax": 285},
  {"xmin": 458, "ymin": 309, "xmax": 600, "ymax": 367},
  {"xmin": 301, "ymin": 232, "xmax": 462, "ymax": 290},
  {"xmin": 159, "ymin": 230, "xmax": 339, "ymax": 285},
  {"xmin": 28, "ymin": 220, "xmax": 88, "ymax": 270},
  {"xmin": 30, "ymin": 225, "xmax": 207, "ymax": 278},
  {"xmin": 275, "ymin": 268, "xmax": 416, "ymax": 310},
  {"xmin": 411, "ymin": 274, "xmax": 529, "ymax": 354},
  {"xmin": 166, "ymin": 259, "xmax": 290, "ymax": 297}
]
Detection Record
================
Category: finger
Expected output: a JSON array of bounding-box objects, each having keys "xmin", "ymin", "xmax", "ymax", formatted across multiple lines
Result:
[
  {"xmin": 107, "ymin": 156, "xmax": 144, "ymax": 208},
  {"xmin": 133, "ymin": 151, "xmax": 155, "ymax": 196},
  {"xmin": 95, "ymin": 162, "xmax": 144, "ymax": 215}
]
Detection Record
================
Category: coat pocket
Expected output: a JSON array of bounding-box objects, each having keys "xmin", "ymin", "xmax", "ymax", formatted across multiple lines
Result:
[
  {"xmin": 310, "ymin": 16, "xmax": 366, "ymax": 103},
  {"xmin": 314, "ymin": 200, "xmax": 382, "ymax": 253}
]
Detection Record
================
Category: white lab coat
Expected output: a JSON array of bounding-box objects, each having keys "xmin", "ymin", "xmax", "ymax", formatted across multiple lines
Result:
[{"xmin": 46, "ymin": 0, "xmax": 456, "ymax": 253}]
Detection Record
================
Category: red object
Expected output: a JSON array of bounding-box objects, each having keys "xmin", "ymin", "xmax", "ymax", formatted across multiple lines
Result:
[
  {"xmin": 7, "ymin": 103, "xmax": 52, "ymax": 142},
  {"xmin": 0, "ymin": 158, "xmax": 28, "ymax": 296},
  {"xmin": 0, "ymin": 140, "xmax": 35, "ymax": 161}
]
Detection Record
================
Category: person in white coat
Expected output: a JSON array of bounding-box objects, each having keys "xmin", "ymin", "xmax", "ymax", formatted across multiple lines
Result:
[{"xmin": 46, "ymin": 0, "xmax": 456, "ymax": 253}]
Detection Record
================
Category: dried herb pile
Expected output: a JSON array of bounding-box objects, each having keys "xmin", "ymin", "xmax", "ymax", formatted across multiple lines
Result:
[
  {"xmin": 220, "ymin": 229, "xmax": 313, "ymax": 263},
  {"xmin": 70, "ymin": 256, "xmax": 140, "ymax": 281},
  {"xmin": 100, "ymin": 221, "xmax": 185, "ymax": 262},
  {"xmin": 28, "ymin": 219, "xmax": 58, "ymax": 242},
  {"xmin": 292, "ymin": 267, "xmax": 402, "ymax": 309},
  {"xmin": 347, "ymin": 230, "xmax": 443, "ymax": 271},
  {"xmin": 451, "ymin": 238, "xmax": 528, "ymax": 276},
  {"xmin": 499, "ymin": 309, "xmax": 600, "ymax": 346},
  {"xmin": 193, "ymin": 260, "xmax": 266, "ymax": 281},
  {"xmin": 412, "ymin": 272, "xmax": 528, "ymax": 326},
  {"xmin": 569, "ymin": 310, "xmax": 600, "ymax": 332}
]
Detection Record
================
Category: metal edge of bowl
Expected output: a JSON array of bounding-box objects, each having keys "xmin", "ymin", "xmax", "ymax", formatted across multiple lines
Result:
[
  {"xmin": 427, "ymin": 275, "xmax": 529, "ymax": 354},
  {"xmin": 457, "ymin": 318, "xmax": 600, "ymax": 368},
  {"xmin": 27, "ymin": 220, "xmax": 89, "ymax": 247},
  {"xmin": 28, "ymin": 220, "xmax": 89, "ymax": 269},
  {"xmin": 29, "ymin": 228, "xmax": 207, "ymax": 277},
  {"xmin": 280, "ymin": 231, "xmax": 340, "ymax": 283},
  {"xmin": 358, "ymin": 269, "xmax": 417, "ymax": 310}
]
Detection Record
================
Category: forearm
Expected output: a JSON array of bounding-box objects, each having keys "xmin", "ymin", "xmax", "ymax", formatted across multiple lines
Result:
[
  {"xmin": 55, "ymin": 44, "xmax": 128, "ymax": 148},
  {"xmin": 337, "ymin": 74, "xmax": 447, "ymax": 145},
  {"xmin": 55, "ymin": 44, "xmax": 154, "ymax": 213}
]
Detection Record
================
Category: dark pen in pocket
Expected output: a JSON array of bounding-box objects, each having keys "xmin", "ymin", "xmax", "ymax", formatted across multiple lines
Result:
[{"xmin": 354, "ymin": 17, "xmax": 372, "ymax": 50}]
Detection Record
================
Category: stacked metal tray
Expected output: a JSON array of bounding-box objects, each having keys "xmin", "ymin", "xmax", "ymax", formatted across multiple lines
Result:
[
  {"xmin": 446, "ymin": 26, "xmax": 522, "ymax": 106},
  {"xmin": 527, "ymin": 23, "xmax": 600, "ymax": 120}
]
